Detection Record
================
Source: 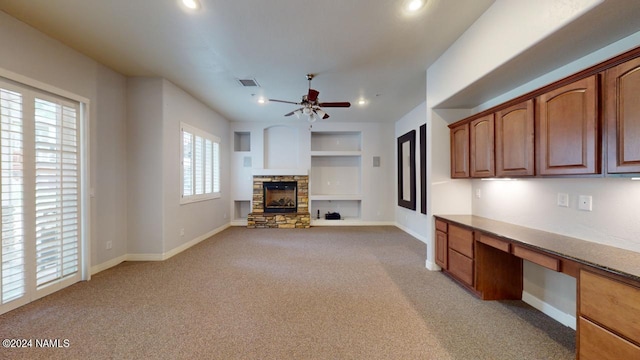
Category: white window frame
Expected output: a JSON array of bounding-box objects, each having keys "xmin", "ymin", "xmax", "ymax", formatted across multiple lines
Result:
[{"xmin": 180, "ymin": 122, "xmax": 220, "ymax": 204}]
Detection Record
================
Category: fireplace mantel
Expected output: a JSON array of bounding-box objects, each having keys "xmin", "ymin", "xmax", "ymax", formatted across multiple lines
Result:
[{"xmin": 252, "ymin": 169, "xmax": 308, "ymax": 176}]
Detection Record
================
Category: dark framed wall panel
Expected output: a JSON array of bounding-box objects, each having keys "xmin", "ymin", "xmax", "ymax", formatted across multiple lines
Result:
[
  {"xmin": 397, "ymin": 130, "xmax": 416, "ymax": 210},
  {"xmin": 420, "ymin": 124, "xmax": 427, "ymax": 214}
]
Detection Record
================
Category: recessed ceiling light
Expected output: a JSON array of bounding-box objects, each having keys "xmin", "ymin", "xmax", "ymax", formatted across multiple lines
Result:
[
  {"xmin": 405, "ymin": 0, "xmax": 425, "ymax": 13},
  {"xmin": 357, "ymin": 99, "xmax": 367, "ymax": 106},
  {"xmin": 181, "ymin": 0, "xmax": 200, "ymax": 10},
  {"xmin": 257, "ymin": 97, "xmax": 266, "ymax": 104}
]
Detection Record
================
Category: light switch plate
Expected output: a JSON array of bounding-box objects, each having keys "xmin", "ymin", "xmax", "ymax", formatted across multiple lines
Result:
[{"xmin": 557, "ymin": 193, "xmax": 569, "ymax": 207}]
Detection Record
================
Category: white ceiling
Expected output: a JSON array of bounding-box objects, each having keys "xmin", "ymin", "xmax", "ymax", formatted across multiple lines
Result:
[{"xmin": 1, "ymin": 0, "xmax": 639, "ymax": 124}]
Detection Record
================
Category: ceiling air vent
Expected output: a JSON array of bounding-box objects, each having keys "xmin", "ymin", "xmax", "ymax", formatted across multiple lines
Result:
[{"xmin": 238, "ymin": 78, "xmax": 260, "ymax": 87}]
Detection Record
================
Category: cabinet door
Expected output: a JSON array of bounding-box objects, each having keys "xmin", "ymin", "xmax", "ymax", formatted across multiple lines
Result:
[
  {"xmin": 470, "ymin": 114, "xmax": 495, "ymax": 177},
  {"xmin": 435, "ymin": 230, "xmax": 448, "ymax": 269},
  {"xmin": 606, "ymin": 57, "xmax": 640, "ymax": 173},
  {"xmin": 537, "ymin": 75, "xmax": 600, "ymax": 175},
  {"xmin": 496, "ymin": 100, "xmax": 535, "ymax": 176},
  {"xmin": 450, "ymin": 123, "xmax": 469, "ymax": 178}
]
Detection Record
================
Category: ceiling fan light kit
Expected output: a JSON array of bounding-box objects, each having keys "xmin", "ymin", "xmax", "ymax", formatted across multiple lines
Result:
[{"xmin": 269, "ymin": 74, "xmax": 351, "ymax": 122}]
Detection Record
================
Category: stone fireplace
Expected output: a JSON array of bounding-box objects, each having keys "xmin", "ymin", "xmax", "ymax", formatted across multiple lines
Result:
[{"xmin": 248, "ymin": 175, "xmax": 310, "ymax": 228}]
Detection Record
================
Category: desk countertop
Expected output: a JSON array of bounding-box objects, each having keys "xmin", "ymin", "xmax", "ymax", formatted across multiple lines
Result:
[{"xmin": 434, "ymin": 215, "xmax": 640, "ymax": 282}]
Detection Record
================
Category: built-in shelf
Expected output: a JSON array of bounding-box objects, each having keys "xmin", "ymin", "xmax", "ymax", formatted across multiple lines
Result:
[
  {"xmin": 311, "ymin": 131, "xmax": 361, "ymax": 152},
  {"xmin": 309, "ymin": 131, "xmax": 363, "ymax": 225},
  {"xmin": 309, "ymin": 194, "xmax": 362, "ymax": 201},
  {"xmin": 310, "ymin": 199, "xmax": 361, "ymax": 221},
  {"xmin": 311, "ymin": 218, "xmax": 364, "ymax": 226},
  {"xmin": 234, "ymin": 132, "xmax": 251, "ymax": 152},
  {"xmin": 310, "ymin": 156, "xmax": 361, "ymax": 195},
  {"xmin": 234, "ymin": 200, "xmax": 251, "ymax": 220}
]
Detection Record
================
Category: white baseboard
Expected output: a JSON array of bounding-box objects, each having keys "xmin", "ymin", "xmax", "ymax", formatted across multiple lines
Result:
[
  {"xmin": 311, "ymin": 220, "xmax": 395, "ymax": 226},
  {"xmin": 230, "ymin": 219, "xmax": 247, "ymax": 226},
  {"xmin": 90, "ymin": 254, "xmax": 127, "ymax": 275},
  {"xmin": 90, "ymin": 223, "xmax": 231, "ymax": 275},
  {"xmin": 425, "ymin": 259, "xmax": 441, "ymax": 271},
  {"xmin": 161, "ymin": 223, "xmax": 230, "ymax": 260},
  {"xmin": 522, "ymin": 291, "xmax": 577, "ymax": 330},
  {"xmin": 394, "ymin": 223, "xmax": 428, "ymax": 244}
]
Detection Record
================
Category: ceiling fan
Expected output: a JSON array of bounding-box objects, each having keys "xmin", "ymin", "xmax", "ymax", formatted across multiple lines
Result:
[{"xmin": 269, "ymin": 74, "xmax": 351, "ymax": 122}]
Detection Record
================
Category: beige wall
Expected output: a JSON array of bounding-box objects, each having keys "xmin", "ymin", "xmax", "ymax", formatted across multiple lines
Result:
[{"xmin": 0, "ymin": 11, "xmax": 129, "ymax": 271}]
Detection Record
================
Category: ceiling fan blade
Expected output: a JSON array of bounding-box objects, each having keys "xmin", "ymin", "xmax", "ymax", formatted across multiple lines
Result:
[
  {"xmin": 314, "ymin": 109, "xmax": 330, "ymax": 120},
  {"xmin": 307, "ymin": 89, "xmax": 319, "ymax": 102},
  {"xmin": 284, "ymin": 108, "xmax": 304, "ymax": 117},
  {"xmin": 318, "ymin": 102, "xmax": 351, "ymax": 108},
  {"xmin": 269, "ymin": 99, "xmax": 300, "ymax": 105}
]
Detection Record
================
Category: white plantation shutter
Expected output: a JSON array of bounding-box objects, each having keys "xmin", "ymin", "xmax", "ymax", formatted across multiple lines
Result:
[
  {"xmin": 0, "ymin": 78, "xmax": 83, "ymax": 315},
  {"xmin": 1, "ymin": 87, "xmax": 25, "ymax": 304},
  {"xmin": 204, "ymin": 139, "xmax": 212, "ymax": 194},
  {"xmin": 180, "ymin": 123, "xmax": 220, "ymax": 203},
  {"xmin": 34, "ymin": 97, "xmax": 79, "ymax": 288},
  {"xmin": 213, "ymin": 141, "xmax": 220, "ymax": 193},
  {"xmin": 194, "ymin": 136, "xmax": 203, "ymax": 195},
  {"xmin": 182, "ymin": 131, "xmax": 194, "ymax": 197}
]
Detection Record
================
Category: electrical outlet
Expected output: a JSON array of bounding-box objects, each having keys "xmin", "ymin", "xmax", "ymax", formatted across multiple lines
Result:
[
  {"xmin": 106, "ymin": 241, "xmax": 112, "ymax": 250},
  {"xmin": 180, "ymin": 228, "xmax": 185, "ymax": 236},
  {"xmin": 578, "ymin": 195, "xmax": 593, "ymax": 211},
  {"xmin": 557, "ymin": 193, "xmax": 569, "ymax": 207},
  {"xmin": 475, "ymin": 188, "xmax": 481, "ymax": 199}
]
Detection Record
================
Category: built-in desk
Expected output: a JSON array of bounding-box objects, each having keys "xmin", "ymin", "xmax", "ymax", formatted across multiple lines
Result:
[{"xmin": 434, "ymin": 215, "xmax": 640, "ymax": 360}]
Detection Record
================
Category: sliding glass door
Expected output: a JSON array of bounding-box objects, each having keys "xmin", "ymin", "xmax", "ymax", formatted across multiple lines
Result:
[{"xmin": 0, "ymin": 79, "xmax": 83, "ymax": 314}]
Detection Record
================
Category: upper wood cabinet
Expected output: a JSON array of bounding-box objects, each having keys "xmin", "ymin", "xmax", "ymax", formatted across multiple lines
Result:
[
  {"xmin": 495, "ymin": 100, "xmax": 535, "ymax": 176},
  {"xmin": 606, "ymin": 57, "xmax": 640, "ymax": 174},
  {"xmin": 470, "ymin": 114, "xmax": 495, "ymax": 177},
  {"xmin": 450, "ymin": 122, "xmax": 469, "ymax": 178},
  {"xmin": 537, "ymin": 75, "xmax": 600, "ymax": 175}
]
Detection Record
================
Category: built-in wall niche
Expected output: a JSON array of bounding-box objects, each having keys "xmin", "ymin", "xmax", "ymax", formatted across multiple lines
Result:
[
  {"xmin": 234, "ymin": 200, "xmax": 251, "ymax": 220},
  {"xmin": 311, "ymin": 131, "xmax": 361, "ymax": 152},
  {"xmin": 264, "ymin": 126, "xmax": 299, "ymax": 169},
  {"xmin": 309, "ymin": 131, "xmax": 363, "ymax": 224},
  {"xmin": 234, "ymin": 132, "xmax": 251, "ymax": 152},
  {"xmin": 310, "ymin": 156, "xmax": 361, "ymax": 195},
  {"xmin": 310, "ymin": 200, "xmax": 361, "ymax": 221}
]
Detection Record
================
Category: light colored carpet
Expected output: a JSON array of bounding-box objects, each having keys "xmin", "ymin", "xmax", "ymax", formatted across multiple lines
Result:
[{"xmin": 0, "ymin": 226, "xmax": 575, "ymax": 359}]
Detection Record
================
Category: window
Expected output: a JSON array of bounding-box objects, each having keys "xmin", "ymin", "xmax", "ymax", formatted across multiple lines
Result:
[
  {"xmin": 180, "ymin": 123, "xmax": 220, "ymax": 203},
  {"xmin": 0, "ymin": 78, "xmax": 83, "ymax": 315}
]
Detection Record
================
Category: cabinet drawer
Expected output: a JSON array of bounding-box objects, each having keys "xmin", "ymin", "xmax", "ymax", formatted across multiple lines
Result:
[
  {"xmin": 579, "ymin": 317, "xmax": 640, "ymax": 360},
  {"xmin": 448, "ymin": 225, "xmax": 473, "ymax": 258},
  {"xmin": 448, "ymin": 249, "xmax": 473, "ymax": 286},
  {"xmin": 435, "ymin": 219, "xmax": 448, "ymax": 233},
  {"xmin": 512, "ymin": 244, "xmax": 559, "ymax": 271},
  {"xmin": 580, "ymin": 270, "xmax": 640, "ymax": 344},
  {"xmin": 477, "ymin": 233, "xmax": 510, "ymax": 253}
]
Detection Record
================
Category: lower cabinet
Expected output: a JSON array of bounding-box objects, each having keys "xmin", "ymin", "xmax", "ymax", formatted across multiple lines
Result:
[
  {"xmin": 578, "ymin": 270, "xmax": 640, "ymax": 359},
  {"xmin": 437, "ymin": 223, "xmax": 474, "ymax": 288},
  {"xmin": 448, "ymin": 248, "xmax": 474, "ymax": 286},
  {"xmin": 434, "ymin": 216, "xmax": 640, "ymax": 359},
  {"xmin": 435, "ymin": 230, "xmax": 448, "ymax": 269}
]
